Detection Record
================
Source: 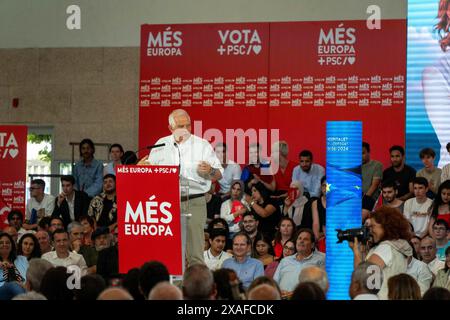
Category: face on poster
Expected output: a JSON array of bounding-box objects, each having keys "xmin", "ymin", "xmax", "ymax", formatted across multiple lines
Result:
[
  {"xmin": 407, "ymin": 0, "xmax": 450, "ymax": 169},
  {"xmin": 139, "ymin": 20, "xmax": 406, "ymax": 169}
]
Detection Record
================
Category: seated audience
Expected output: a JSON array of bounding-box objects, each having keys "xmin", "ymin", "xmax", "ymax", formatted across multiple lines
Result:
[
  {"xmin": 204, "ymin": 228, "xmax": 232, "ymax": 271},
  {"xmin": 24, "ymin": 179, "xmax": 55, "ymax": 230},
  {"xmin": 214, "ymin": 142, "xmax": 242, "ymax": 197},
  {"xmin": 292, "ymin": 150, "xmax": 325, "ymax": 198},
  {"xmin": 182, "ymin": 264, "xmax": 216, "ymax": 300},
  {"xmin": 220, "ymin": 180, "xmax": 248, "ymax": 238},
  {"xmin": 432, "ymin": 246, "xmax": 450, "ymax": 290},
  {"xmin": 272, "ymin": 217, "xmax": 296, "ymax": 259},
  {"xmin": 252, "ymin": 232, "xmax": 275, "ymax": 269},
  {"xmin": 290, "ymin": 282, "xmax": 326, "ymax": 300},
  {"xmin": 148, "ymin": 281, "xmax": 183, "ymax": 300},
  {"xmin": 0, "ymin": 232, "xmax": 28, "ymax": 287},
  {"xmin": 274, "ymin": 228, "xmax": 325, "ymax": 297}
]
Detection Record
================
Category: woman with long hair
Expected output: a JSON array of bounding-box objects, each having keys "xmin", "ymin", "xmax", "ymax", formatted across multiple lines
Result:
[
  {"xmin": 0, "ymin": 233, "xmax": 28, "ymax": 287},
  {"xmin": 272, "ymin": 217, "xmax": 296, "ymax": 259},
  {"xmin": 428, "ymin": 180, "xmax": 450, "ymax": 236},
  {"xmin": 350, "ymin": 206, "xmax": 413, "ymax": 300},
  {"xmin": 17, "ymin": 233, "xmax": 41, "ymax": 260},
  {"xmin": 252, "ymin": 232, "xmax": 275, "ymax": 269}
]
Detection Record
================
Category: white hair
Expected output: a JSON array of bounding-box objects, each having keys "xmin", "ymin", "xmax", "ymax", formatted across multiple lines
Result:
[
  {"xmin": 13, "ymin": 291, "xmax": 47, "ymax": 300},
  {"xmin": 168, "ymin": 109, "xmax": 191, "ymax": 129},
  {"xmin": 298, "ymin": 266, "xmax": 329, "ymax": 293}
]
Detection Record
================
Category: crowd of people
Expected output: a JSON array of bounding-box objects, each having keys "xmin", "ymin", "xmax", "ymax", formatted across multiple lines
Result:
[{"xmin": 0, "ymin": 135, "xmax": 450, "ymax": 300}]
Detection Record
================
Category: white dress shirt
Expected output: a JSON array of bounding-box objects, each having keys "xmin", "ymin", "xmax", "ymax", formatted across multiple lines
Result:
[
  {"xmin": 41, "ymin": 251, "xmax": 88, "ymax": 276},
  {"xmin": 148, "ymin": 134, "xmax": 223, "ymax": 195}
]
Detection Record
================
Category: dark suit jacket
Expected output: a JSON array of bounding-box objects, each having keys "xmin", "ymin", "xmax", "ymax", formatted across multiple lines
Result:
[{"xmin": 52, "ymin": 190, "xmax": 91, "ymax": 228}]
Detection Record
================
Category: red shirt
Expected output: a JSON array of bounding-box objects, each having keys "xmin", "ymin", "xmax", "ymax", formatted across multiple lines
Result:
[{"xmin": 274, "ymin": 160, "xmax": 297, "ymax": 192}]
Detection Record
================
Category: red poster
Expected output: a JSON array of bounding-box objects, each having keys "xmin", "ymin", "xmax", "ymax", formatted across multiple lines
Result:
[
  {"xmin": 139, "ymin": 20, "xmax": 406, "ymax": 170},
  {"xmin": 116, "ymin": 165, "xmax": 182, "ymax": 275},
  {"xmin": 0, "ymin": 126, "xmax": 27, "ymax": 229}
]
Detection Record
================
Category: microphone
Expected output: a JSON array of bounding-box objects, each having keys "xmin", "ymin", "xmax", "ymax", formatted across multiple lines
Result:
[
  {"xmin": 174, "ymin": 142, "xmax": 206, "ymax": 186},
  {"xmin": 122, "ymin": 143, "xmax": 166, "ymax": 164}
]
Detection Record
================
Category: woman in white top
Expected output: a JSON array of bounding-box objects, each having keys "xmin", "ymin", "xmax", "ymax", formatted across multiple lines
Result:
[
  {"xmin": 220, "ymin": 180, "xmax": 249, "ymax": 238},
  {"xmin": 350, "ymin": 206, "xmax": 413, "ymax": 300}
]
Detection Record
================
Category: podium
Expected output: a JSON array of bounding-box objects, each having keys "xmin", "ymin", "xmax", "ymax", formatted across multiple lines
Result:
[{"xmin": 116, "ymin": 165, "xmax": 185, "ymax": 277}]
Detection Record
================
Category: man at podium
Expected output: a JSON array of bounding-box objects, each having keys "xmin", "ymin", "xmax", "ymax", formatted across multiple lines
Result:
[{"xmin": 146, "ymin": 109, "xmax": 223, "ymax": 267}]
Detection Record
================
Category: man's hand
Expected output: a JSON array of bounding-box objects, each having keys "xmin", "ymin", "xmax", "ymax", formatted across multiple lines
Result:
[
  {"xmin": 57, "ymin": 192, "xmax": 66, "ymax": 207},
  {"xmin": 197, "ymin": 161, "xmax": 212, "ymax": 178},
  {"xmin": 72, "ymin": 239, "xmax": 82, "ymax": 252},
  {"xmin": 136, "ymin": 155, "xmax": 150, "ymax": 166}
]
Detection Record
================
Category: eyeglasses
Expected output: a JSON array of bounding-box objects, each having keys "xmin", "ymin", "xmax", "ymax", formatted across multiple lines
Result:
[
  {"xmin": 283, "ymin": 246, "xmax": 295, "ymax": 251},
  {"xmin": 433, "ymin": 227, "xmax": 447, "ymax": 231}
]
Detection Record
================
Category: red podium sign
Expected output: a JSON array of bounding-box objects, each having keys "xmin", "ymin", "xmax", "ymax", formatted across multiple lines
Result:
[
  {"xmin": 116, "ymin": 165, "xmax": 182, "ymax": 275},
  {"xmin": 0, "ymin": 125, "xmax": 27, "ymax": 229}
]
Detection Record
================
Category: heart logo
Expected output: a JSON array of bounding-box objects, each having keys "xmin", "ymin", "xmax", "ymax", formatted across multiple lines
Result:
[
  {"xmin": 9, "ymin": 149, "xmax": 18, "ymax": 158},
  {"xmin": 252, "ymin": 45, "xmax": 262, "ymax": 55},
  {"xmin": 348, "ymin": 57, "xmax": 356, "ymax": 65}
]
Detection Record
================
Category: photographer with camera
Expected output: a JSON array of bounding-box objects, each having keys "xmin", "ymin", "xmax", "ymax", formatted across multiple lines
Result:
[{"xmin": 349, "ymin": 206, "xmax": 413, "ymax": 300}]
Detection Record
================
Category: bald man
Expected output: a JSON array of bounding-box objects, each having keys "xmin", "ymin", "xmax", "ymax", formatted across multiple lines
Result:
[
  {"xmin": 298, "ymin": 266, "xmax": 329, "ymax": 294},
  {"xmin": 247, "ymin": 284, "xmax": 281, "ymax": 300},
  {"xmin": 148, "ymin": 281, "xmax": 183, "ymax": 300},
  {"xmin": 97, "ymin": 287, "xmax": 134, "ymax": 300}
]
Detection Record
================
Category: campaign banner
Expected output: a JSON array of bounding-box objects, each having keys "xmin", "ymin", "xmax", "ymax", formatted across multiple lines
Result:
[
  {"xmin": 326, "ymin": 121, "xmax": 362, "ymax": 300},
  {"xmin": 116, "ymin": 165, "xmax": 182, "ymax": 275},
  {"xmin": 139, "ymin": 20, "xmax": 406, "ymax": 168},
  {"xmin": 0, "ymin": 125, "xmax": 27, "ymax": 229}
]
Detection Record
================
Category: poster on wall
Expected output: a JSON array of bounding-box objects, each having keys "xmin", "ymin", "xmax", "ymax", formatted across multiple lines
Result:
[
  {"xmin": 0, "ymin": 125, "xmax": 27, "ymax": 229},
  {"xmin": 406, "ymin": 0, "xmax": 450, "ymax": 169},
  {"xmin": 139, "ymin": 20, "xmax": 406, "ymax": 169}
]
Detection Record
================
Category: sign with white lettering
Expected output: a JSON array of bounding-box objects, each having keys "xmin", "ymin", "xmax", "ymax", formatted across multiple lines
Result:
[
  {"xmin": 116, "ymin": 165, "xmax": 182, "ymax": 275},
  {"xmin": 0, "ymin": 125, "xmax": 27, "ymax": 229}
]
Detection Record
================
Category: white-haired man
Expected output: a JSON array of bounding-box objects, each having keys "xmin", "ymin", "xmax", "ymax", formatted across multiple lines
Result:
[{"xmin": 144, "ymin": 109, "xmax": 223, "ymax": 266}]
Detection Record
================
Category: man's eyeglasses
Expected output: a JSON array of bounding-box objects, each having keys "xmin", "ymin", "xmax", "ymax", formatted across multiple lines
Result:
[{"xmin": 433, "ymin": 227, "xmax": 447, "ymax": 232}]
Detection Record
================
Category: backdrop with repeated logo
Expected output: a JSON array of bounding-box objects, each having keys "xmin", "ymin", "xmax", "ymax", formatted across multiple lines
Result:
[
  {"xmin": 0, "ymin": 125, "xmax": 27, "ymax": 229},
  {"xmin": 139, "ymin": 21, "xmax": 406, "ymax": 168}
]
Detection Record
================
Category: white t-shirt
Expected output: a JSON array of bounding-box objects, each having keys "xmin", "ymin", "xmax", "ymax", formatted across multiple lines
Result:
[
  {"xmin": 203, "ymin": 249, "xmax": 232, "ymax": 271},
  {"xmin": 25, "ymin": 194, "xmax": 56, "ymax": 221},
  {"xmin": 217, "ymin": 160, "xmax": 242, "ymax": 194},
  {"xmin": 41, "ymin": 251, "xmax": 88, "ymax": 276},
  {"xmin": 406, "ymin": 257, "xmax": 433, "ymax": 296},
  {"xmin": 403, "ymin": 198, "xmax": 433, "ymax": 237}
]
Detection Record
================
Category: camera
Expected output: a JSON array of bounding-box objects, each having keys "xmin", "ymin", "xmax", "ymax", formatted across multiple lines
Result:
[{"xmin": 336, "ymin": 226, "xmax": 371, "ymax": 244}]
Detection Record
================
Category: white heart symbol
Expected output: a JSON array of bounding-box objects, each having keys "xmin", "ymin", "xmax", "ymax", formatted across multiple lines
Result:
[
  {"xmin": 253, "ymin": 45, "xmax": 262, "ymax": 55},
  {"xmin": 348, "ymin": 57, "xmax": 355, "ymax": 65},
  {"xmin": 9, "ymin": 149, "xmax": 18, "ymax": 158}
]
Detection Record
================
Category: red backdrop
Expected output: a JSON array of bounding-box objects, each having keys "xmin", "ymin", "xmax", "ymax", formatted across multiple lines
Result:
[
  {"xmin": 139, "ymin": 20, "xmax": 406, "ymax": 169},
  {"xmin": 0, "ymin": 125, "xmax": 27, "ymax": 229}
]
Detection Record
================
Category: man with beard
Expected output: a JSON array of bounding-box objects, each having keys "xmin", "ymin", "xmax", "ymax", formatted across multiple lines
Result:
[
  {"xmin": 382, "ymin": 145, "xmax": 416, "ymax": 201},
  {"xmin": 88, "ymin": 174, "xmax": 117, "ymax": 231},
  {"xmin": 73, "ymin": 138, "xmax": 103, "ymax": 198},
  {"xmin": 291, "ymin": 150, "xmax": 324, "ymax": 198},
  {"xmin": 242, "ymin": 212, "xmax": 259, "ymax": 246},
  {"xmin": 381, "ymin": 180, "xmax": 404, "ymax": 213}
]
